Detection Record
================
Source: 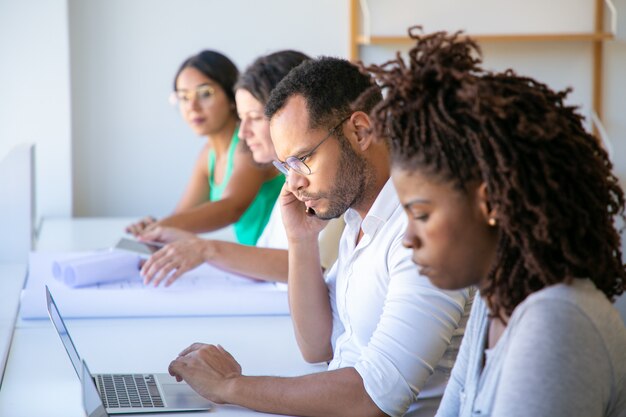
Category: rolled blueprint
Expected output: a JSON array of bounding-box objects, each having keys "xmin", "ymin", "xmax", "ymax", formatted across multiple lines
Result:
[{"xmin": 52, "ymin": 250, "xmax": 141, "ymax": 288}]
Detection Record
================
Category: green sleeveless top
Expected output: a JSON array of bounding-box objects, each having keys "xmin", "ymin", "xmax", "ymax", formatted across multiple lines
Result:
[{"xmin": 208, "ymin": 128, "xmax": 284, "ymax": 246}]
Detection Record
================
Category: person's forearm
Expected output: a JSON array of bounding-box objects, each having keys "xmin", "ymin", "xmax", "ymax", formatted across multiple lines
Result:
[
  {"xmin": 287, "ymin": 238, "xmax": 334, "ymax": 363},
  {"xmin": 161, "ymin": 198, "xmax": 248, "ymax": 233},
  {"xmin": 205, "ymin": 242, "xmax": 288, "ymax": 282},
  {"xmin": 223, "ymin": 367, "xmax": 386, "ymax": 417}
]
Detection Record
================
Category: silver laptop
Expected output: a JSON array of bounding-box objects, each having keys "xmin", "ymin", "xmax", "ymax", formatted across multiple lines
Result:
[
  {"xmin": 46, "ymin": 286, "xmax": 212, "ymax": 414},
  {"xmin": 82, "ymin": 360, "xmax": 110, "ymax": 417}
]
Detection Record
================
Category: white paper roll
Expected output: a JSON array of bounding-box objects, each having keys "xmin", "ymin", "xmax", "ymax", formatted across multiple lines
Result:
[{"xmin": 51, "ymin": 250, "xmax": 141, "ymax": 288}]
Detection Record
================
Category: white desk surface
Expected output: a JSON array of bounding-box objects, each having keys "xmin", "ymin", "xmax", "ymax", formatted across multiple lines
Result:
[{"xmin": 0, "ymin": 217, "xmax": 324, "ymax": 417}]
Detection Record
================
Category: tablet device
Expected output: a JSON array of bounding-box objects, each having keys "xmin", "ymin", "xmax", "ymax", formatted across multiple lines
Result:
[{"xmin": 115, "ymin": 237, "xmax": 164, "ymax": 256}]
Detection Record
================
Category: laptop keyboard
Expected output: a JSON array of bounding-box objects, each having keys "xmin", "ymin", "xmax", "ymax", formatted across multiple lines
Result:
[{"xmin": 96, "ymin": 374, "xmax": 165, "ymax": 408}]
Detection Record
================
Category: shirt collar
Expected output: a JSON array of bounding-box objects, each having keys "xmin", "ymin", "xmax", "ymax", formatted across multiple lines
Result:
[{"xmin": 344, "ymin": 178, "xmax": 399, "ymax": 236}]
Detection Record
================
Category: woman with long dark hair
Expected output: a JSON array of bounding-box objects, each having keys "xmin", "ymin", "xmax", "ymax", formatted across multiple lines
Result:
[{"xmin": 127, "ymin": 50, "xmax": 280, "ymax": 246}]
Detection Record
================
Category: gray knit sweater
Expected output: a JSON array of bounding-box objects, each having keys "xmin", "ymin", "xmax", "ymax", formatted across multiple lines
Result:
[{"xmin": 436, "ymin": 279, "xmax": 626, "ymax": 417}]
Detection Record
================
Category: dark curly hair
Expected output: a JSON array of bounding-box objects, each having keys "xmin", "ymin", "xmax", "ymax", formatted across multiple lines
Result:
[
  {"xmin": 265, "ymin": 56, "xmax": 382, "ymax": 129},
  {"xmin": 235, "ymin": 50, "xmax": 310, "ymax": 106},
  {"xmin": 365, "ymin": 28, "xmax": 626, "ymax": 317},
  {"xmin": 174, "ymin": 50, "xmax": 239, "ymax": 106}
]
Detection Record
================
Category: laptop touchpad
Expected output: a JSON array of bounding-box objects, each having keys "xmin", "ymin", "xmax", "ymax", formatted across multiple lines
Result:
[{"xmin": 162, "ymin": 383, "xmax": 212, "ymax": 408}]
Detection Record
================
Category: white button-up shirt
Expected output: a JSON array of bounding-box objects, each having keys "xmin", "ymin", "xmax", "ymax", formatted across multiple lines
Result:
[{"xmin": 325, "ymin": 179, "xmax": 470, "ymax": 417}]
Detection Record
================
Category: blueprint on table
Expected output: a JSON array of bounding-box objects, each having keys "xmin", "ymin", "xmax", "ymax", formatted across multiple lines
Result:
[{"xmin": 21, "ymin": 251, "xmax": 288, "ymax": 319}]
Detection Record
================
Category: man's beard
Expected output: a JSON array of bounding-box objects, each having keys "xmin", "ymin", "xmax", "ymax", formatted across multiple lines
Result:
[{"xmin": 300, "ymin": 133, "xmax": 373, "ymax": 220}]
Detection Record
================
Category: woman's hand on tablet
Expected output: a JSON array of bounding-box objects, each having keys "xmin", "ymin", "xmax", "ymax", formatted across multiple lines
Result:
[
  {"xmin": 125, "ymin": 216, "xmax": 157, "ymax": 236},
  {"xmin": 140, "ymin": 237, "xmax": 215, "ymax": 287},
  {"xmin": 139, "ymin": 226, "xmax": 195, "ymax": 244}
]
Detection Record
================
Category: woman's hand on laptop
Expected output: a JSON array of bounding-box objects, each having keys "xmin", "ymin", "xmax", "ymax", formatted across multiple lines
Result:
[
  {"xmin": 140, "ymin": 236, "xmax": 215, "ymax": 287},
  {"xmin": 168, "ymin": 343, "xmax": 242, "ymax": 404}
]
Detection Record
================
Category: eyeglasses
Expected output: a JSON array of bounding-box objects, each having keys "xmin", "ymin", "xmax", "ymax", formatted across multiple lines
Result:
[
  {"xmin": 169, "ymin": 84, "xmax": 215, "ymax": 107},
  {"xmin": 273, "ymin": 116, "xmax": 351, "ymax": 176}
]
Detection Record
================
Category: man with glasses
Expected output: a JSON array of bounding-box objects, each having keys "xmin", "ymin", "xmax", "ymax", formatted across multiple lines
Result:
[{"xmin": 167, "ymin": 57, "xmax": 470, "ymax": 417}]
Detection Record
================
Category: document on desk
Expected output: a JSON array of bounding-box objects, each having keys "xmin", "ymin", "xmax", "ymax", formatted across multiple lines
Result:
[{"xmin": 21, "ymin": 251, "xmax": 289, "ymax": 319}]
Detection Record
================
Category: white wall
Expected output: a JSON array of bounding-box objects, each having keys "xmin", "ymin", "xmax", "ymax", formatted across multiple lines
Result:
[
  {"xmin": 2, "ymin": 0, "xmax": 624, "ymax": 220},
  {"xmin": 0, "ymin": 0, "xmax": 72, "ymax": 220},
  {"xmin": 364, "ymin": 0, "xmax": 595, "ymax": 35},
  {"xmin": 68, "ymin": 0, "xmax": 349, "ymax": 217}
]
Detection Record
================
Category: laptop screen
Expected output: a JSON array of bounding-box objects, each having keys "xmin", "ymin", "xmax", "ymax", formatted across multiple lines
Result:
[
  {"xmin": 46, "ymin": 286, "xmax": 82, "ymax": 379},
  {"xmin": 82, "ymin": 360, "xmax": 109, "ymax": 417}
]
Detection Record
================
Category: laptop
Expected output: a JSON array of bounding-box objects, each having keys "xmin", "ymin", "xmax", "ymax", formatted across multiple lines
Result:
[
  {"xmin": 46, "ymin": 286, "xmax": 212, "ymax": 414},
  {"xmin": 82, "ymin": 360, "xmax": 110, "ymax": 417}
]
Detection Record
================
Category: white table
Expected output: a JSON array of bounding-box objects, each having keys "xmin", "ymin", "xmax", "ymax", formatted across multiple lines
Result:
[{"xmin": 0, "ymin": 217, "xmax": 324, "ymax": 417}]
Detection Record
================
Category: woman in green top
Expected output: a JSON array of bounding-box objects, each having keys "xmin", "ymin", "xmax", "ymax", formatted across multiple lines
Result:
[
  {"xmin": 126, "ymin": 50, "xmax": 280, "ymax": 245},
  {"xmin": 139, "ymin": 50, "xmax": 315, "ymax": 287},
  {"xmin": 207, "ymin": 128, "xmax": 284, "ymax": 245}
]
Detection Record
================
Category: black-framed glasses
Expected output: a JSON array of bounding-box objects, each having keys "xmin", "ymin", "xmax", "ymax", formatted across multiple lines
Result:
[
  {"xmin": 273, "ymin": 115, "xmax": 351, "ymax": 176},
  {"xmin": 169, "ymin": 84, "xmax": 215, "ymax": 107}
]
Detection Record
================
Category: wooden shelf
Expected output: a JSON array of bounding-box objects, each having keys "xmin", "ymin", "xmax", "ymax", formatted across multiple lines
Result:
[
  {"xmin": 356, "ymin": 32, "xmax": 614, "ymax": 46},
  {"xmin": 349, "ymin": 0, "xmax": 613, "ymax": 126}
]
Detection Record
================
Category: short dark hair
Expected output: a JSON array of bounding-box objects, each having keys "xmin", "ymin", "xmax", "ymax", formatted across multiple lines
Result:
[
  {"xmin": 265, "ymin": 56, "xmax": 381, "ymax": 129},
  {"xmin": 366, "ymin": 28, "xmax": 626, "ymax": 317},
  {"xmin": 235, "ymin": 50, "xmax": 310, "ymax": 106},
  {"xmin": 174, "ymin": 50, "xmax": 239, "ymax": 105}
]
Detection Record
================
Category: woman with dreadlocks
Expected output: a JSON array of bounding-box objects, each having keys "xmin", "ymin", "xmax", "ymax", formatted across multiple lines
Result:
[{"xmin": 365, "ymin": 28, "xmax": 626, "ymax": 417}]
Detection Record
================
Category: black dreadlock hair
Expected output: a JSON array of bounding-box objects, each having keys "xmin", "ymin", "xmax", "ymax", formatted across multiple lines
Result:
[{"xmin": 364, "ymin": 27, "xmax": 626, "ymax": 317}]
